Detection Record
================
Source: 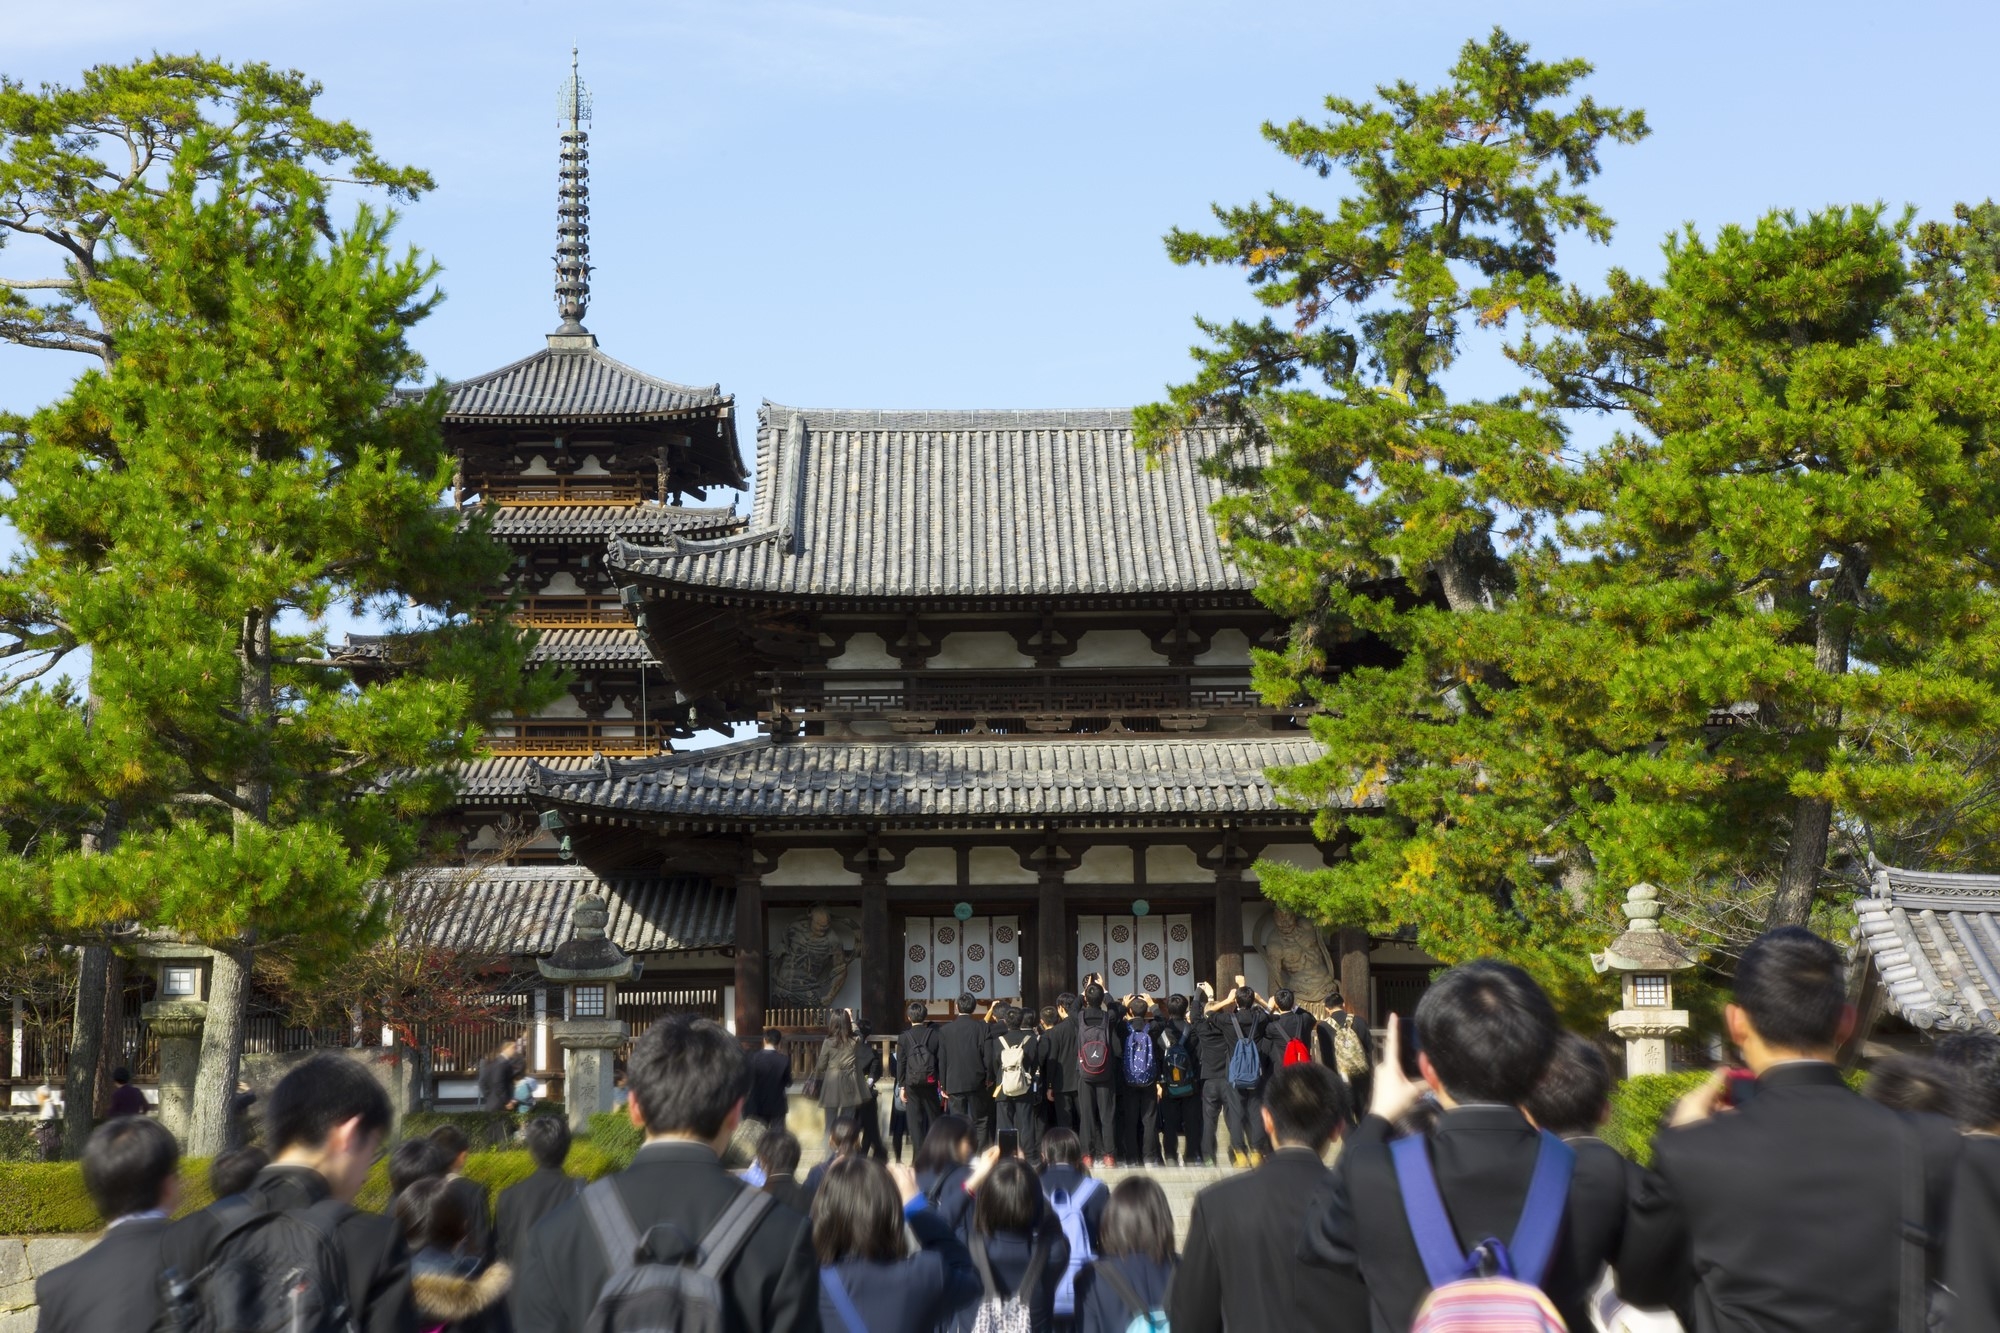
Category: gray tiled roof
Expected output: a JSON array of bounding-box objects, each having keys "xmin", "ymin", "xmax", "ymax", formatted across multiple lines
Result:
[
  {"xmin": 525, "ymin": 627, "xmax": 654, "ymax": 668},
  {"xmin": 482, "ymin": 501, "xmax": 742, "ymax": 544},
  {"xmin": 454, "ymin": 756, "xmax": 602, "ymax": 804},
  {"xmin": 528, "ymin": 735, "xmax": 1327, "ymax": 829},
  {"xmin": 443, "ymin": 344, "xmax": 731, "ymax": 425},
  {"xmin": 1856, "ymin": 862, "xmax": 2000, "ymax": 1032},
  {"xmin": 608, "ymin": 404, "xmax": 1254, "ymax": 604},
  {"xmin": 393, "ymin": 864, "xmax": 731, "ymax": 954}
]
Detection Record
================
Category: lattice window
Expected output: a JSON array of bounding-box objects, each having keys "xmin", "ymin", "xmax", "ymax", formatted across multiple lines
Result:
[{"xmin": 1632, "ymin": 974, "xmax": 1669, "ymax": 1008}]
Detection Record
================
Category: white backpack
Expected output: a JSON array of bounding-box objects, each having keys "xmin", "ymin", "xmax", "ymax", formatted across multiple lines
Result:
[{"xmin": 998, "ymin": 1036, "xmax": 1032, "ymax": 1098}]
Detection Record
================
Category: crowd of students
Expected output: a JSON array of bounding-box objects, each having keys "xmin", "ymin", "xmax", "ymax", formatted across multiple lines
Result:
[{"xmin": 29, "ymin": 922, "xmax": 2000, "ymax": 1332}]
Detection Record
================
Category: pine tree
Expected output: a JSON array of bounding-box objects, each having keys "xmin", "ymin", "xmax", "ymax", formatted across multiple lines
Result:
[{"xmin": 0, "ymin": 139, "xmax": 549, "ymax": 1153}]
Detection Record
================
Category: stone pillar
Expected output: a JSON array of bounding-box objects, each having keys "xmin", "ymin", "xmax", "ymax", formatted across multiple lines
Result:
[
  {"xmin": 555, "ymin": 1021, "xmax": 626, "ymax": 1133},
  {"xmin": 1337, "ymin": 928, "xmax": 1372, "ymax": 1021},
  {"xmin": 142, "ymin": 1001, "xmax": 206, "ymax": 1146}
]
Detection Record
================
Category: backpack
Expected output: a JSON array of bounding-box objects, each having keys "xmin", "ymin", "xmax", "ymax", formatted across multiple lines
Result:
[
  {"xmin": 1281, "ymin": 1013, "xmax": 1313, "ymax": 1067},
  {"xmin": 159, "ymin": 1194, "xmax": 356, "ymax": 1333},
  {"xmin": 1160, "ymin": 1024, "xmax": 1196, "ymax": 1099},
  {"xmin": 969, "ymin": 1230, "xmax": 1051, "ymax": 1333},
  {"xmin": 1122, "ymin": 1021, "xmax": 1158, "ymax": 1086},
  {"xmin": 579, "ymin": 1176, "xmax": 774, "ymax": 1333},
  {"xmin": 903, "ymin": 1026, "xmax": 938, "ymax": 1088},
  {"xmin": 1097, "ymin": 1260, "xmax": 1170, "ymax": 1333},
  {"xmin": 1329, "ymin": 1013, "xmax": 1369, "ymax": 1079},
  {"xmin": 1226, "ymin": 1015, "xmax": 1262, "ymax": 1091},
  {"xmin": 998, "ymin": 1035, "xmax": 1033, "ymax": 1098},
  {"xmin": 1048, "ymin": 1177, "xmax": 1100, "ymax": 1316},
  {"xmin": 1078, "ymin": 1011, "xmax": 1112, "ymax": 1081},
  {"xmin": 1392, "ymin": 1130, "xmax": 1575, "ymax": 1333}
]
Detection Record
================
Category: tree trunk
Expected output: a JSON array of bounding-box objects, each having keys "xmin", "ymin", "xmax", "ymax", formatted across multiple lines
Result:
[
  {"xmin": 1766, "ymin": 557, "xmax": 1867, "ymax": 929},
  {"xmin": 1433, "ymin": 526, "xmax": 1502, "ymax": 615},
  {"xmin": 186, "ymin": 944, "xmax": 249, "ymax": 1156},
  {"xmin": 59, "ymin": 945, "xmax": 111, "ymax": 1159},
  {"xmin": 94, "ymin": 952, "xmax": 126, "ymax": 1119}
]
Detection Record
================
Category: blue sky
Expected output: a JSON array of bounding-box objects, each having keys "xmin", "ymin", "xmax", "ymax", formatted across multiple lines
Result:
[{"xmin": 6, "ymin": 0, "xmax": 1998, "ymax": 441}]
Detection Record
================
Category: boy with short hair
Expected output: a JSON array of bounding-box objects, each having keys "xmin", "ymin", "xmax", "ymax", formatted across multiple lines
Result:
[
  {"xmin": 496, "ymin": 1113, "xmax": 580, "ymax": 1262},
  {"xmin": 36, "ymin": 1117, "xmax": 181, "ymax": 1332}
]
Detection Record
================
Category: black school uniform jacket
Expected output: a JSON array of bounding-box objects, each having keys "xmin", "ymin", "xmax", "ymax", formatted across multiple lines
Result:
[
  {"xmin": 1043, "ymin": 1016, "xmax": 1081, "ymax": 1093},
  {"xmin": 510, "ymin": 1140, "xmax": 818, "ymax": 1333},
  {"xmin": 1300, "ymin": 1107, "xmax": 1637, "ymax": 1333},
  {"xmin": 495, "ymin": 1167, "xmax": 580, "ymax": 1264},
  {"xmin": 1173, "ymin": 1146, "xmax": 1368, "ymax": 1333},
  {"xmin": 35, "ymin": 1214, "xmax": 169, "ymax": 1333},
  {"xmin": 938, "ymin": 1016, "xmax": 991, "ymax": 1097},
  {"xmin": 1621, "ymin": 1061, "xmax": 1961, "ymax": 1333}
]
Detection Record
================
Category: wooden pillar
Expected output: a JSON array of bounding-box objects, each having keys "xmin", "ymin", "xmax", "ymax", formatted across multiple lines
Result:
[
  {"xmin": 1338, "ymin": 927, "xmax": 1372, "ymax": 1022},
  {"xmin": 733, "ymin": 863, "xmax": 766, "ymax": 1039},
  {"xmin": 860, "ymin": 873, "xmax": 893, "ymax": 1035},
  {"xmin": 1037, "ymin": 876, "xmax": 1066, "ymax": 1009},
  {"xmin": 1214, "ymin": 877, "xmax": 1244, "ymax": 992}
]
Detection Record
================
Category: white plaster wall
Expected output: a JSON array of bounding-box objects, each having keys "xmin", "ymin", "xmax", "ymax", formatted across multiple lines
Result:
[
  {"xmin": 540, "ymin": 571, "xmax": 586, "ymax": 596},
  {"xmin": 522, "ymin": 454, "xmax": 556, "ymax": 476},
  {"xmin": 1068, "ymin": 845, "xmax": 1135, "ymax": 884},
  {"xmin": 888, "ymin": 847, "xmax": 957, "ymax": 886},
  {"xmin": 533, "ymin": 694, "xmax": 588, "ymax": 719},
  {"xmin": 931, "ymin": 632, "xmax": 1034, "ymax": 670},
  {"xmin": 574, "ymin": 454, "xmax": 612, "ymax": 476},
  {"xmin": 1193, "ymin": 627, "xmax": 1253, "ymax": 667},
  {"xmin": 968, "ymin": 846, "xmax": 1037, "ymax": 884},
  {"xmin": 1066, "ymin": 629, "xmax": 1166, "ymax": 668},
  {"xmin": 1240, "ymin": 900, "xmax": 1275, "ymax": 995},
  {"xmin": 760, "ymin": 848, "xmax": 862, "ymax": 887},
  {"xmin": 1145, "ymin": 844, "xmax": 1214, "ymax": 883},
  {"xmin": 826, "ymin": 632, "xmax": 901, "ymax": 670},
  {"xmin": 1245, "ymin": 843, "xmax": 1326, "ymax": 882}
]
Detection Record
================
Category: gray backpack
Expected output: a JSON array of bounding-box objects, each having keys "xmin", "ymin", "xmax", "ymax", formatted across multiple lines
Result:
[{"xmin": 580, "ymin": 1178, "xmax": 774, "ymax": 1333}]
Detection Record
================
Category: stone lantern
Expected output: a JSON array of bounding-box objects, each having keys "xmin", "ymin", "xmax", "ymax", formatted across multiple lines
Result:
[
  {"xmin": 1592, "ymin": 882, "xmax": 1695, "ymax": 1077},
  {"xmin": 137, "ymin": 942, "xmax": 212, "ymax": 1143},
  {"xmin": 538, "ymin": 894, "xmax": 640, "ymax": 1132}
]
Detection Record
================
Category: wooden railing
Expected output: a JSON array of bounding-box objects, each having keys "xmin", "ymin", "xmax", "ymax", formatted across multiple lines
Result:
[
  {"xmin": 475, "ymin": 477, "xmax": 645, "ymax": 505},
  {"xmin": 510, "ymin": 599, "xmax": 632, "ymax": 627},
  {"xmin": 761, "ymin": 668, "xmax": 1278, "ymax": 723},
  {"xmin": 487, "ymin": 722, "xmax": 670, "ymax": 756}
]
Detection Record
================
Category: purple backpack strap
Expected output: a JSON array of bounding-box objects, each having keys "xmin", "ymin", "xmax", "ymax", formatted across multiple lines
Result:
[
  {"xmin": 1506, "ymin": 1132, "xmax": 1576, "ymax": 1288},
  {"xmin": 1389, "ymin": 1132, "xmax": 1469, "ymax": 1288},
  {"xmin": 1389, "ymin": 1130, "xmax": 1576, "ymax": 1290}
]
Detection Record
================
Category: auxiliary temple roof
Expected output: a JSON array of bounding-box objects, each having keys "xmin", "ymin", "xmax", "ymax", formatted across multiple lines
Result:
[
  {"xmin": 610, "ymin": 404, "xmax": 1257, "ymax": 605},
  {"xmin": 1856, "ymin": 861, "xmax": 2000, "ymax": 1032},
  {"xmin": 529, "ymin": 735, "xmax": 1329, "ymax": 832},
  {"xmin": 396, "ymin": 863, "xmax": 732, "ymax": 954}
]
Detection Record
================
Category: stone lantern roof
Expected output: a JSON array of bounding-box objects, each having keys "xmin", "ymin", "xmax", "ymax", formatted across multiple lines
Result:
[
  {"xmin": 1592, "ymin": 883, "xmax": 1696, "ymax": 975},
  {"xmin": 537, "ymin": 894, "xmax": 642, "ymax": 984}
]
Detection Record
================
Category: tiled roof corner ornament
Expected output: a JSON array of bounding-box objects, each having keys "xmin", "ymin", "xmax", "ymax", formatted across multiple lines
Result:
[{"xmin": 1594, "ymin": 883, "xmax": 1694, "ymax": 1077}]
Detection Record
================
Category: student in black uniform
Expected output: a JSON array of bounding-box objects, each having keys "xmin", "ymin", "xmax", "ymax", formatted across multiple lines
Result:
[
  {"xmin": 814, "ymin": 1155, "xmax": 979, "ymax": 1333},
  {"xmin": 992, "ymin": 1005, "xmax": 1043, "ymax": 1155},
  {"xmin": 938, "ymin": 994, "xmax": 994, "ymax": 1147},
  {"xmin": 1074, "ymin": 1177, "xmax": 1177, "ymax": 1333},
  {"xmin": 898, "ymin": 1000, "xmax": 943, "ymax": 1157},
  {"xmin": 495, "ymin": 1114, "xmax": 582, "ymax": 1263},
  {"xmin": 35, "ymin": 1118, "xmax": 180, "ymax": 1333},
  {"xmin": 953, "ymin": 1154, "xmax": 1071, "ymax": 1333},
  {"xmin": 913, "ymin": 1113, "xmax": 980, "ymax": 1237}
]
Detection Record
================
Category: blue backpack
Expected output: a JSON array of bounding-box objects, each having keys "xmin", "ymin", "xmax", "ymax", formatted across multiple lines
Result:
[
  {"xmin": 1226, "ymin": 1014, "xmax": 1262, "ymax": 1090},
  {"xmin": 1123, "ymin": 1020, "xmax": 1157, "ymax": 1086}
]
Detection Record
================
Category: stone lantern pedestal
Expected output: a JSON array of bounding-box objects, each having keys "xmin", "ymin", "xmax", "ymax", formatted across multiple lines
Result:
[
  {"xmin": 137, "ymin": 943, "xmax": 214, "ymax": 1145},
  {"xmin": 538, "ymin": 894, "xmax": 641, "ymax": 1132},
  {"xmin": 1593, "ymin": 883, "xmax": 1696, "ymax": 1077}
]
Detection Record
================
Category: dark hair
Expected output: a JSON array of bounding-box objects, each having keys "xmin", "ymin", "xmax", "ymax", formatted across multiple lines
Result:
[
  {"xmin": 1232, "ymin": 987, "xmax": 1255, "ymax": 1008},
  {"xmin": 1325, "ymin": 981, "xmax": 1344, "ymax": 1007},
  {"xmin": 1865, "ymin": 1054, "xmax": 1959, "ymax": 1118},
  {"xmin": 827, "ymin": 1010, "xmax": 855, "ymax": 1045},
  {"xmin": 1936, "ymin": 1031, "xmax": 2000, "ymax": 1129},
  {"xmin": 208, "ymin": 1146, "xmax": 269, "ymax": 1199},
  {"xmin": 1040, "ymin": 1005, "xmax": 1059, "ymax": 1029},
  {"xmin": 974, "ymin": 1156, "xmax": 1043, "ymax": 1236},
  {"xmin": 1393, "ymin": 1093, "xmax": 1443, "ymax": 1140},
  {"xmin": 907, "ymin": 1001, "xmax": 928, "ymax": 1024},
  {"xmin": 827, "ymin": 1116, "xmax": 860, "ymax": 1161},
  {"xmin": 1168, "ymin": 994, "xmax": 1188, "ymax": 1020},
  {"xmin": 764, "ymin": 1027, "xmax": 784, "ymax": 1046},
  {"xmin": 522, "ymin": 1114, "xmax": 572, "ymax": 1171},
  {"xmin": 1273, "ymin": 988, "xmax": 1295, "ymax": 1012},
  {"xmin": 758, "ymin": 1128, "xmax": 802, "ymax": 1177},
  {"xmin": 811, "ymin": 1156, "xmax": 902, "ymax": 1264},
  {"xmin": 388, "ymin": 1138, "xmax": 447, "ymax": 1197},
  {"xmin": 428, "ymin": 1124, "xmax": 471, "ymax": 1162},
  {"xmin": 1037, "ymin": 1126, "xmax": 1084, "ymax": 1172},
  {"xmin": 265, "ymin": 1053, "xmax": 393, "ymax": 1152},
  {"xmin": 1414, "ymin": 960, "xmax": 1560, "ymax": 1105},
  {"xmin": 1129, "ymin": 997, "xmax": 1150, "ymax": 1019},
  {"xmin": 1262, "ymin": 1062, "xmax": 1347, "ymax": 1148},
  {"xmin": 1008, "ymin": 1006, "xmax": 1027, "ymax": 1030},
  {"xmin": 81, "ymin": 1117, "xmax": 178, "ymax": 1221},
  {"xmin": 394, "ymin": 1175, "xmax": 473, "ymax": 1254},
  {"xmin": 627, "ymin": 1016, "xmax": 747, "ymax": 1138},
  {"xmin": 957, "ymin": 994, "xmax": 976, "ymax": 1014},
  {"xmin": 914, "ymin": 1114, "xmax": 974, "ymax": 1177},
  {"xmin": 111, "ymin": 1067, "xmax": 131, "ymax": 1085},
  {"xmin": 1101, "ymin": 1176, "xmax": 1175, "ymax": 1262},
  {"xmin": 1084, "ymin": 983, "xmax": 1105, "ymax": 1007},
  {"xmin": 1524, "ymin": 1034, "xmax": 1614, "ymax": 1138},
  {"xmin": 1734, "ymin": 927, "xmax": 1847, "ymax": 1052},
  {"xmin": 1058, "ymin": 992, "xmax": 1078, "ymax": 1013}
]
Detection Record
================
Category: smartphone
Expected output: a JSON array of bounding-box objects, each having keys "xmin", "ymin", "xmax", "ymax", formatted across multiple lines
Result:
[
  {"xmin": 997, "ymin": 1128, "xmax": 1019, "ymax": 1157},
  {"xmin": 1720, "ymin": 1067, "xmax": 1758, "ymax": 1109},
  {"xmin": 1397, "ymin": 1013, "xmax": 1422, "ymax": 1080}
]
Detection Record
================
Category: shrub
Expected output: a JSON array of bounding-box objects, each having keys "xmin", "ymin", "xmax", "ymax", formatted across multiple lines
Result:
[
  {"xmin": 0, "ymin": 1154, "xmax": 222, "ymax": 1233},
  {"xmin": 351, "ymin": 1142, "xmax": 620, "ymax": 1217},
  {"xmin": 588, "ymin": 1111, "xmax": 641, "ymax": 1169},
  {"xmin": 0, "ymin": 1120, "xmax": 44, "ymax": 1163},
  {"xmin": 1602, "ymin": 1073, "xmax": 1709, "ymax": 1165}
]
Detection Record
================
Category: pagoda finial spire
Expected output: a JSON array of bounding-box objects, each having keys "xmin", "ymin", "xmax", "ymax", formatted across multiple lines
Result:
[{"xmin": 552, "ymin": 46, "xmax": 594, "ymax": 340}]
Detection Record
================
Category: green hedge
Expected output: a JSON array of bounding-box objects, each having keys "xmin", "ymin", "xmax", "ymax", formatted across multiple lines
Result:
[
  {"xmin": 0, "ymin": 1120, "xmax": 45, "ymax": 1163},
  {"xmin": 397, "ymin": 1110, "xmax": 519, "ymax": 1147},
  {"xmin": 1602, "ymin": 1073, "xmax": 1709, "ymax": 1165},
  {"xmin": 588, "ymin": 1112, "xmax": 641, "ymax": 1169}
]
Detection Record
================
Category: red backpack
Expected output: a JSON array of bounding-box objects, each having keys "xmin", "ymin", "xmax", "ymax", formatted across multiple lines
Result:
[{"xmin": 1281, "ymin": 1013, "xmax": 1313, "ymax": 1066}]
